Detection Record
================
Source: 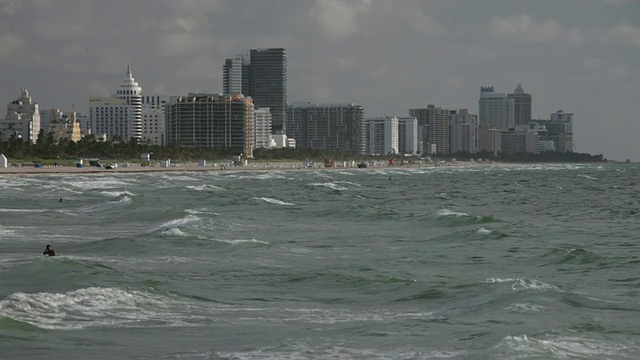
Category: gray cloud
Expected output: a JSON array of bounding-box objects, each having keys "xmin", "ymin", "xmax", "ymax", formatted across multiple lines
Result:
[{"xmin": 0, "ymin": 0, "xmax": 636, "ymax": 160}]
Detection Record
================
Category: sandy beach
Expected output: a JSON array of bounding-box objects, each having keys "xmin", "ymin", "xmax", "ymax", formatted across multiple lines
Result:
[{"xmin": 0, "ymin": 159, "xmax": 479, "ymax": 175}]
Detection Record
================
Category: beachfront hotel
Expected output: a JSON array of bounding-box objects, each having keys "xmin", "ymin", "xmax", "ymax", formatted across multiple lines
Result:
[
  {"xmin": 166, "ymin": 93, "xmax": 254, "ymax": 158},
  {"xmin": 89, "ymin": 66, "xmax": 142, "ymax": 142},
  {"xmin": 364, "ymin": 117, "xmax": 399, "ymax": 156},
  {"xmin": 397, "ymin": 117, "xmax": 419, "ymax": 155},
  {"xmin": 287, "ymin": 102, "xmax": 365, "ymax": 153},
  {"xmin": 450, "ymin": 109, "xmax": 479, "ymax": 154},
  {"xmin": 0, "ymin": 88, "xmax": 41, "ymax": 144},
  {"xmin": 479, "ymin": 86, "xmax": 514, "ymax": 130}
]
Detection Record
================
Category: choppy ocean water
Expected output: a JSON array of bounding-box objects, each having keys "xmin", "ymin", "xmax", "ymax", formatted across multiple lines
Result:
[{"xmin": 0, "ymin": 163, "xmax": 639, "ymax": 359}]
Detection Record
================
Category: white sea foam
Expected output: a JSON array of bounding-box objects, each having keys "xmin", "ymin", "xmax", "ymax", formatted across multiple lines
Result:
[
  {"xmin": 494, "ymin": 335, "xmax": 636, "ymax": 359},
  {"xmin": 185, "ymin": 185, "xmax": 224, "ymax": 192},
  {"xmin": 436, "ymin": 209, "xmax": 470, "ymax": 217},
  {"xmin": 257, "ymin": 197, "xmax": 295, "ymax": 206},
  {"xmin": 185, "ymin": 209, "xmax": 219, "ymax": 216},
  {"xmin": 577, "ymin": 174, "xmax": 598, "ymax": 180},
  {"xmin": 309, "ymin": 182, "xmax": 349, "ymax": 191},
  {"xmin": 505, "ymin": 303, "xmax": 546, "ymax": 313},
  {"xmin": 435, "ymin": 193, "xmax": 449, "ymax": 200},
  {"xmin": 66, "ymin": 178, "xmax": 130, "ymax": 191},
  {"xmin": 215, "ymin": 239, "xmax": 271, "ymax": 246},
  {"xmin": 149, "ymin": 215, "xmax": 200, "ymax": 233},
  {"xmin": 476, "ymin": 227, "xmax": 492, "ymax": 235},
  {"xmin": 161, "ymin": 228, "xmax": 188, "ymax": 237},
  {"xmin": 216, "ymin": 347, "xmax": 467, "ymax": 360},
  {"xmin": 0, "ymin": 208, "xmax": 46, "ymax": 213},
  {"xmin": 486, "ymin": 277, "xmax": 561, "ymax": 292},
  {"xmin": 77, "ymin": 196, "xmax": 132, "ymax": 213},
  {"xmin": 101, "ymin": 190, "xmax": 136, "ymax": 198},
  {"xmin": 0, "ymin": 287, "xmax": 203, "ymax": 330}
]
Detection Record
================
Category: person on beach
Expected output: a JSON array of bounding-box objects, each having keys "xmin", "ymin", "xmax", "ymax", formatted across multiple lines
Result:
[{"xmin": 43, "ymin": 244, "xmax": 56, "ymax": 256}]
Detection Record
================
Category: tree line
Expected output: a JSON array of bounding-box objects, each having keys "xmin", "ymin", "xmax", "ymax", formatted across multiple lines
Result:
[{"xmin": 0, "ymin": 130, "xmax": 606, "ymax": 164}]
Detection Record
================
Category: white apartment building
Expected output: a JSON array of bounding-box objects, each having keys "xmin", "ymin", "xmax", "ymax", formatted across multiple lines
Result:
[
  {"xmin": 89, "ymin": 97, "xmax": 131, "ymax": 141},
  {"xmin": 397, "ymin": 117, "xmax": 418, "ymax": 155},
  {"xmin": 0, "ymin": 88, "xmax": 40, "ymax": 143},
  {"xmin": 254, "ymin": 107, "xmax": 272, "ymax": 149},
  {"xmin": 450, "ymin": 109, "xmax": 479, "ymax": 154},
  {"xmin": 89, "ymin": 66, "xmax": 143, "ymax": 142},
  {"xmin": 364, "ymin": 117, "xmax": 399, "ymax": 155},
  {"xmin": 141, "ymin": 95, "xmax": 168, "ymax": 145},
  {"xmin": 479, "ymin": 86, "xmax": 514, "ymax": 130}
]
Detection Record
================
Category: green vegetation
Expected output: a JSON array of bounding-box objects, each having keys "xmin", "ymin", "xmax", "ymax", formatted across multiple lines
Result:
[{"xmin": 0, "ymin": 131, "xmax": 606, "ymax": 164}]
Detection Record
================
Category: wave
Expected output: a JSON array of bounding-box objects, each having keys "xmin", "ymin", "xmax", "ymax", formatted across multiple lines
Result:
[
  {"xmin": 215, "ymin": 345, "xmax": 466, "ymax": 360},
  {"xmin": 309, "ymin": 182, "xmax": 349, "ymax": 191},
  {"xmin": 0, "ymin": 208, "xmax": 46, "ymax": 213},
  {"xmin": 435, "ymin": 209, "xmax": 497, "ymax": 225},
  {"xmin": 0, "ymin": 287, "xmax": 201, "ymax": 330},
  {"xmin": 148, "ymin": 215, "xmax": 200, "ymax": 233},
  {"xmin": 256, "ymin": 197, "xmax": 295, "ymax": 206},
  {"xmin": 577, "ymin": 174, "xmax": 598, "ymax": 180},
  {"xmin": 161, "ymin": 228, "xmax": 188, "ymax": 237},
  {"xmin": 77, "ymin": 196, "xmax": 132, "ymax": 213},
  {"xmin": 476, "ymin": 227, "xmax": 492, "ymax": 235},
  {"xmin": 185, "ymin": 185, "xmax": 224, "ymax": 192},
  {"xmin": 213, "ymin": 239, "xmax": 271, "ymax": 247},
  {"xmin": 185, "ymin": 208, "xmax": 219, "ymax": 216},
  {"xmin": 100, "ymin": 190, "xmax": 136, "ymax": 198},
  {"xmin": 486, "ymin": 277, "xmax": 562, "ymax": 292},
  {"xmin": 493, "ymin": 335, "xmax": 636, "ymax": 359}
]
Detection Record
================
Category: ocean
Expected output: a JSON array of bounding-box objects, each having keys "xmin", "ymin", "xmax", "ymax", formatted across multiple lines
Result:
[{"xmin": 0, "ymin": 163, "xmax": 638, "ymax": 359}]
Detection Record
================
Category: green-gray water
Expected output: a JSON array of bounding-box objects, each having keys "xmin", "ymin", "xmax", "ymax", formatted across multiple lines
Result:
[{"xmin": 1, "ymin": 163, "xmax": 639, "ymax": 359}]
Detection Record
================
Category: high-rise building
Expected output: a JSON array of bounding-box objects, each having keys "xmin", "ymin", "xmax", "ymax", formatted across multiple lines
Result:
[
  {"xmin": 0, "ymin": 88, "xmax": 40, "ymax": 143},
  {"xmin": 89, "ymin": 66, "xmax": 143, "ymax": 142},
  {"xmin": 397, "ymin": 117, "xmax": 419, "ymax": 155},
  {"xmin": 530, "ymin": 110, "xmax": 574, "ymax": 153},
  {"xmin": 450, "ymin": 109, "xmax": 479, "ymax": 154},
  {"xmin": 479, "ymin": 86, "xmax": 514, "ymax": 130},
  {"xmin": 426, "ymin": 105, "xmax": 451, "ymax": 155},
  {"xmin": 409, "ymin": 108, "xmax": 429, "ymax": 155},
  {"xmin": 287, "ymin": 102, "xmax": 364, "ymax": 153},
  {"xmin": 224, "ymin": 48, "xmax": 287, "ymax": 134},
  {"xmin": 141, "ymin": 95, "xmax": 168, "ymax": 145},
  {"xmin": 223, "ymin": 54, "xmax": 247, "ymax": 95},
  {"xmin": 254, "ymin": 108, "xmax": 272, "ymax": 149},
  {"xmin": 167, "ymin": 93, "xmax": 254, "ymax": 158},
  {"xmin": 508, "ymin": 83, "xmax": 532, "ymax": 127},
  {"xmin": 364, "ymin": 117, "xmax": 398, "ymax": 155}
]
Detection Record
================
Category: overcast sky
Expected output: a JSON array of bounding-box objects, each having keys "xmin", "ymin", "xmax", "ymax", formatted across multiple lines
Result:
[{"xmin": 0, "ymin": 0, "xmax": 637, "ymax": 160}]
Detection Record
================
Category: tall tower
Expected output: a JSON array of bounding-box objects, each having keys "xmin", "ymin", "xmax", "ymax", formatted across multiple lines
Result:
[
  {"xmin": 116, "ymin": 65, "xmax": 143, "ymax": 142},
  {"xmin": 243, "ymin": 48, "xmax": 287, "ymax": 134},
  {"xmin": 508, "ymin": 83, "xmax": 532, "ymax": 127},
  {"xmin": 479, "ymin": 86, "xmax": 514, "ymax": 130},
  {"xmin": 223, "ymin": 54, "xmax": 245, "ymax": 95}
]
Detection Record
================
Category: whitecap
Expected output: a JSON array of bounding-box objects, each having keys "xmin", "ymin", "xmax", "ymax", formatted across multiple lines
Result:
[
  {"xmin": 185, "ymin": 185, "xmax": 224, "ymax": 192},
  {"xmin": 257, "ymin": 197, "xmax": 295, "ymax": 206},
  {"xmin": 309, "ymin": 182, "xmax": 349, "ymax": 191},
  {"xmin": 476, "ymin": 227, "xmax": 492, "ymax": 235},
  {"xmin": 0, "ymin": 287, "xmax": 202, "ymax": 330},
  {"xmin": 494, "ymin": 335, "xmax": 636, "ymax": 359},
  {"xmin": 577, "ymin": 174, "xmax": 598, "ymax": 180},
  {"xmin": 436, "ymin": 209, "xmax": 470, "ymax": 217},
  {"xmin": 161, "ymin": 228, "xmax": 188, "ymax": 237},
  {"xmin": 505, "ymin": 303, "xmax": 546, "ymax": 313},
  {"xmin": 148, "ymin": 215, "xmax": 200, "ymax": 233},
  {"xmin": 101, "ymin": 190, "xmax": 136, "ymax": 197},
  {"xmin": 77, "ymin": 196, "xmax": 132, "ymax": 213},
  {"xmin": 215, "ymin": 239, "xmax": 270, "ymax": 246},
  {"xmin": 486, "ymin": 277, "xmax": 561, "ymax": 292}
]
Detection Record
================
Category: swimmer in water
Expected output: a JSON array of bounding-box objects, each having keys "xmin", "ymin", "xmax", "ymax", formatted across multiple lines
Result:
[{"xmin": 43, "ymin": 244, "xmax": 56, "ymax": 256}]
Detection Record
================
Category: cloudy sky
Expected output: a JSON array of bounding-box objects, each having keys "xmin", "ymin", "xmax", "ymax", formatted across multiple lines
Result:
[{"xmin": 0, "ymin": 0, "xmax": 637, "ymax": 160}]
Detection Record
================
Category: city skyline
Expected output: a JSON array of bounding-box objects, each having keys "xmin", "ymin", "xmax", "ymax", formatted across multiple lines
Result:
[{"xmin": 0, "ymin": 0, "xmax": 636, "ymax": 160}]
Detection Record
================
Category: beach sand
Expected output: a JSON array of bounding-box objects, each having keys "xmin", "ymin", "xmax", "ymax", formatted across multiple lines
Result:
[{"xmin": 0, "ymin": 160, "xmax": 479, "ymax": 176}]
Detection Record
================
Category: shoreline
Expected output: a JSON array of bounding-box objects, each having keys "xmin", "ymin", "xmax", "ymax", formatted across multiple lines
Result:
[{"xmin": 0, "ymin": 160, "xmax": 487, "ymax": 176}]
